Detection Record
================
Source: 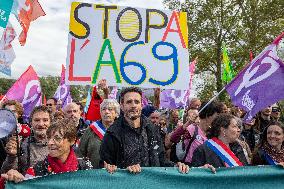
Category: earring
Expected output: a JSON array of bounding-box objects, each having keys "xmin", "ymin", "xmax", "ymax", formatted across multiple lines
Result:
[{"xmin": 223, "ymin": 132, "xmax": 226, "ymax": 137}]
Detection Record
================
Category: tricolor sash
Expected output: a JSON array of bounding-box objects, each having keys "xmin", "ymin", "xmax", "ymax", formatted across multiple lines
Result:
[
  {"xmin": 263, "ymin": 150, "xmax": 277, "ymax": 165},
  {"xmin": 206, "ymin": 137, "xmax": 243, "ymax": 167},
  {"xmin": 90, "ymin": 121, "xmax": 106, "ymax": 140}
]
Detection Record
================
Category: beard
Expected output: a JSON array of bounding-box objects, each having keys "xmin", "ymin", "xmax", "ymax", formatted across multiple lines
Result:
[
  {"xmin": 33, "ymin": 129, "xmax": 47, "ymax": 138},
  {"xmin": 125, "ymin": 110, "xmax": 141, "ymax": 121}
]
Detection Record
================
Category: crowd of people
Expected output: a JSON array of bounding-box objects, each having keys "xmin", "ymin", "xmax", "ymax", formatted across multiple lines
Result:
[{"xmin": 0, "ymin": 82, "xmax": 283, "ymax": 186}]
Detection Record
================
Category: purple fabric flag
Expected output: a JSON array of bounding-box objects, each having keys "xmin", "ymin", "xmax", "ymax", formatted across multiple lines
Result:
[
  {"xmin": 160, "ymin": 89, "xmax": 189, "ymax": 109},
  {"xmin": 63, "ymin": 92, "xmax": 73, "ymax": 108},
  {"xmin": 54, "ymin": 65, "xmax": 70, "ymax": 109},
  {"xmin": 226, "ymin": 32, "xmax": 284, "ymax": 120},
  {"xmin": 5, "ymin": 65, "xmax": 42, "ymax": 120},
  {"xmin": 142, "ymin": 93, "xmax": 149, "ymax": 107},
  {"xmin": 109, "ymin": 86, "xmax": 118, "ymax": 99}
]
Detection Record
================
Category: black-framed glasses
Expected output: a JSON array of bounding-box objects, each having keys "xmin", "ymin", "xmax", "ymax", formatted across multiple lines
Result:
[{"xmin": 272, "ymin": 107, "xmax": 281, "ymax": 113}]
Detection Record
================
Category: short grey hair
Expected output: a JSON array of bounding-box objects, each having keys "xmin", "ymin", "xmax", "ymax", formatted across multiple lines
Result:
[{"xmin": 100, "ymin": 99, "xmax": 120, "ymax": 116}]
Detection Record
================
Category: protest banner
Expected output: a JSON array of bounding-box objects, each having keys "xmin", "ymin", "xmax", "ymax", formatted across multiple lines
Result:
[
  {"xmin": 6, "ymin": 166, "xmax": 284, "ymax": 189},
  {"xmin": 66, "ymin": 2, "xmax": 189, "ymax": 89}
]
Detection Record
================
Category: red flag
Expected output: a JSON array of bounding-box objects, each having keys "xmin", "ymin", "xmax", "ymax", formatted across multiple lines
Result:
[
  {"xmin": 43, "ymin": 94, "xmax": 46, "ymax": 105},
  {"xmin": 17, "ymin": 0, "xmax": 46, "ymax": 46},
  {"xmin": 85, "ymin": 86, "xmax": 102, "ymax": 121},
  {"xmin": 249, "ymin": 50, "xmax": 254, "ymax": 62}
]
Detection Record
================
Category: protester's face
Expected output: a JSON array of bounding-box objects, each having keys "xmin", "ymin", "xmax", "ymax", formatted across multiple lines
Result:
[
  {"xmin": 4, "ymin": 105, "xmax": 19, "ymax": 119},
  {"xmin": 64, "ymin": 104, "xmax": 81, "ymax": 122},
  {"xmin": 46, "ymin": 99, "xmax": 57, "ymax": 113},
  {"xmin": 149, "ymin": 112, "xmax": 160, "ymax": 126},
  {"xmin": 31, "ymin": 111, "xmax": 51, "ymax": 137},
  {"xmin": 221, "ymin": 104, "xmax": 228, "ymax": 113},
  {"xmin": 187, "ymin": 109, "xmax": 200, "ymax": 124},
  {"xmin": 267, "ymin": 125, "xmax": 284, "ymax": 149},
  {"xmin": 101, "ymin": 105, "xmax": 118, "ymax": 124},
  {"xmin": 222, "ymin": 119, "xmax": 240, "ymax": 143},
  {"xmin": 48, "ymin": 131, "xmax": 73, "ymax": 161},
  {"xmin": 171, "ymin": 111, "xmax": 179, "ymax": 124},
  {"xmin": 271, "ymin": 107, "xmax": 281, "ymax": 119},
  {"xmin": 121, "ymin": 92, "xmax": 142, "ymax": 121},
  {"xmin": 190, "ymin": 100, "xmax": 201, "ymax": 110},
  {"xmin": 159, "ymin": 119, "xmax": 167, "ymax": 129},
  {"xmin": 261, "ymin": 106, "xmax": 272, "ymax": 120}
]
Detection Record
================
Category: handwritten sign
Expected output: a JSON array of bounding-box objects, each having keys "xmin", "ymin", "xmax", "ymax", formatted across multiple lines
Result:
[{"xmin": 66, "ymin": 2, "xmax": 190, "ymax": 89}]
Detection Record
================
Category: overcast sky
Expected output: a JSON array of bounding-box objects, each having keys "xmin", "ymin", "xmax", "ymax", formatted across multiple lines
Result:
[{"xmin": 4, "ymin": 0, "xmax": 166, "ymax": 79}]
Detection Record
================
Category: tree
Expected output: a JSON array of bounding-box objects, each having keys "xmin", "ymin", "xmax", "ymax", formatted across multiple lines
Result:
[
  {"xmin": 0, "ymin": 78, "xmax": 15, "ymax": 95},
  {"xmin": 163, "ymin": 0, "xmax": 283, "ymax": 100}
]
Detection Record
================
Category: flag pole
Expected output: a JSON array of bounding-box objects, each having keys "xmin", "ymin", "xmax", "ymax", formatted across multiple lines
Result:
[{"xmin": 198, "ymin": 87, "xmax": 226, "ymax": 114}]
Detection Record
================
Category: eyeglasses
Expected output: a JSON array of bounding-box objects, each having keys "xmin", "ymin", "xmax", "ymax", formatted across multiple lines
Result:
[
  {"xmin": 48, "ymin": 135, "xmax": 64, "ymax": 143},
  {"xmin": 272, "ymin": 107, "xmax": 281, "ymax": 113}
]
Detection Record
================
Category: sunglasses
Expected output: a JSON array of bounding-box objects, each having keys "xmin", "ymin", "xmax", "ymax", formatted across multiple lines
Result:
[
  {"xmin": 46, "ymin": 104, "xmax": 54, "ymax": 107},
  {"xmin": 159, "ymin": 122, "xmax": 166, "ymax": 126},
  {"xmin": 272, "ymin": 107, "xmax": 281, "ymax": 113}
]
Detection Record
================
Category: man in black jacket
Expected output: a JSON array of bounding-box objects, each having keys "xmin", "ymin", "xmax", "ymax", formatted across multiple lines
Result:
[{"xmin": 100, "ymin": 87, "xmax": 188, "ymax": 174}]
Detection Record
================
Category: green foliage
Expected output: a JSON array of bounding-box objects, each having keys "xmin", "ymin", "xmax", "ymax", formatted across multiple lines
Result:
[
  {"xmin": 0, "ymin": 78, "xmax": 15, "ymax": 95},
  {"xmin": 0, "ymin": 76, "xmax": 88, "ymax": 102},
  {"xmin": 163, "ymin": 0, "xmax": 283, "ymax": 100},
  {"xmin": 40, "ymin": 76, "xmax": 60, "ymax": 99}
]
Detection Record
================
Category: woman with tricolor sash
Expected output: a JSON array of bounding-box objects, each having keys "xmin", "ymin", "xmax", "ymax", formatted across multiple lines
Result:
[
  {"xmin": 191, "ymin": 114, "xmax": 248, "ymax": 168},
  {"xmin": 252, "ymin": 121, "xmax": 284, "ymax": 166},
  {"xmin": 79, "ymin": 99, "xmax": 120, "ymax": 168}
]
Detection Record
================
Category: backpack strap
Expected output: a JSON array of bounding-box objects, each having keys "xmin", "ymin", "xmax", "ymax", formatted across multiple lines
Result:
[{"xmin": 182, "ymin": 125, "xmax": 198, "ymax": 162}]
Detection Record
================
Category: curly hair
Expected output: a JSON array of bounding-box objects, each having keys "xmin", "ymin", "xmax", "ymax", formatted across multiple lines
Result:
[
  {"xmin": 29, "ymin": 105, "xmax": 52, "ymax": 124},
  {"xmin": 47, "ymin": 118, "xmax": 77, "ymax": 142},
  {"xmin": 2, "ymin": 100, "xmax": 24, "ymax": 117},
  {"xmin": 207, "ymin": 113, "xmax": 236, "ymax": 139}
]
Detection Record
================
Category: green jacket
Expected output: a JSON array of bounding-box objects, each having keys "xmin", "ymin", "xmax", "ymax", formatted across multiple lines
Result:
[{"xmin": 79, "ymin": 127, "xmax": 102, "ymax": 169}]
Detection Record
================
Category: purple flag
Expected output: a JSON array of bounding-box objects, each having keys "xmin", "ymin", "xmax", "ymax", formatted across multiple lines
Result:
[
  {"xmin": 109, "ymin": 86, "xmax": 118, "ymax": 99},
  {"xmin": 63, "ymin": 92, "xmax": 73, "ymax": 108},
  {"xmin": 5, "ymin": 65, "xmax": 42, "ymax": 120},
  {"xmin": 54, "ymin": 65, "xmax": 70, "ymax": 108},
  {"xmin": 142, "ymin": 93, "xmax": 149, "ymax": 107},
  {"xmin": 226, "ymin": 32, "xmax": 284, "ymax": 120},
  {"xmin": 160, "ymin": 89, "xmax": 189, "ymax": 109}
]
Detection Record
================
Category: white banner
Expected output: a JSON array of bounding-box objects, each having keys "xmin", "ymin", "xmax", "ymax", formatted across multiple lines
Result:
[{"xmin": 66, "ymin": 2, "xmax": 190, "ymax": 89}]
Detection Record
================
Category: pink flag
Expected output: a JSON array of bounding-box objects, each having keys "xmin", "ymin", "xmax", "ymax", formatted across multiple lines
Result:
[
  {"xmin": 5, "ymin": 65, "xmax": 42, "ymax": 119},
  {"xmin": 16, "ymin": 0, "xmax": 45, "ymax": 46},
  {"xmin": 187, "ymin": 58, "xmax": 197, "ymax": 98}
]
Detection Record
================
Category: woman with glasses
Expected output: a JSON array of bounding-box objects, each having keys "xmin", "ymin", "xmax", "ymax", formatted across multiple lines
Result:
[
  {"xmin": 252, "ymin": 121, "xmax": 284, "ymax": 167},
  {"xmin": 1, "ymin": 118, "xmax": 92, "ymax": 183}
]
